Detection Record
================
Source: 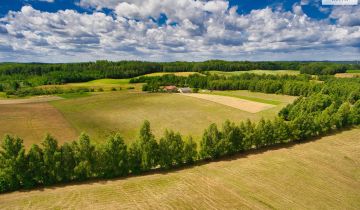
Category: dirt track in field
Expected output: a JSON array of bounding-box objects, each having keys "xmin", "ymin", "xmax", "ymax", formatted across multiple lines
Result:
[
  {"xmin": 0, "ymin": 96, "xmax": 62, "ymax": 105},
  {"xmin": 179, "ymin": 93, "xmax": 275, "ymax": 113}
]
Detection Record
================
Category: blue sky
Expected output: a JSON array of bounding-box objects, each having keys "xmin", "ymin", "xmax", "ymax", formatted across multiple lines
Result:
[{"xmin": 0, "ymin": 0, "xmax": 359, "ymax": 62}]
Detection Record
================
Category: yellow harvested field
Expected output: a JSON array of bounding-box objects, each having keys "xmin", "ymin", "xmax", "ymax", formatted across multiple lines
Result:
[
  {"xmin": 335, "ymin": 73, "xmax": 360, "ymax": 78},
  {"xmin": 180, "ymin": 93, "xmax": 275, "ymax": 113},
  {"xmin": 143, "ymin": 72, "xmax": 201, "ymax": 77},
  {"xmin": 0, "ymin": 102, "xmax": 78, "ymax": 147},
  {"xmin": 0, "ymin": 128, "xmax": 359, "ymax": 209}
]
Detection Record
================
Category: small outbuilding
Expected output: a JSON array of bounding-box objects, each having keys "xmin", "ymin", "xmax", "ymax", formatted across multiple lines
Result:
[
  {"xmin": 178, "ymin": 87, "xmax": 192, "ymax": 93},
  {"xmin": 163, "ymin": 85, "xmax": 178, "ymax": 92}
]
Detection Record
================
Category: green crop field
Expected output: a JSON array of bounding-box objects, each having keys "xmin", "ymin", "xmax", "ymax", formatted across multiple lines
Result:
[
  {"xmin": 209, "ymin": 70, "xmax": 299, "ymax": 76},
  {"xmin": 1, "ymin": 128, "xmax": 358, "ymax": 209},
  {"xmin": 347, "ymin": 70, "xmax": 360, "ymax": 73},
  {"xmin": 41, "ymin": 78, "xmax": 142, "ymax": 91},
  {"xmin": 50, "ymin": 90, "xmax": 295, "ymax": 144}
]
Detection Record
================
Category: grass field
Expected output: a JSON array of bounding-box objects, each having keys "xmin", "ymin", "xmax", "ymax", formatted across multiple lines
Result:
[
  {"xmin": 1, "ymin": 128, "xmax": 358, "ymax": 209},
  {"xmin": 203, "ymin": 90, "xmax": 285, "ymax": 105},
  {"xmin": 41, "ymin": 78, "xmax": 142, "ymax": 91},
  {"xmin": 0, "ymin": 92, "xmax": 6, "ymax": 99},
  {"xmin": 347, "ymin": 70, "xmax": 360, "ymax": 73},
  {"xmin": 209, "ymin": 70, "xmax": 299, "ymax": 76},
  {"xmin": 50, "ymin": 91, "xmax": 295, "ymax": 144}
]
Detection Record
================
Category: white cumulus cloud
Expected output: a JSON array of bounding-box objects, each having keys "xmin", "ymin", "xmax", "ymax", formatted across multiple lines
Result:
[{"xmin": 0, "ymin": 1, "xmax": 359, "ymax": 62}]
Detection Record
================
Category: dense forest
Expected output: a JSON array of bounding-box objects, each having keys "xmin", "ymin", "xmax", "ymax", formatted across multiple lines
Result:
[
  {"xmin": 1, "ymin": 73, "xmax": 359, "ymax": 193},
  {"xmin": 0, "ymin": 61, "xmax": 358, "ymax": 94}
]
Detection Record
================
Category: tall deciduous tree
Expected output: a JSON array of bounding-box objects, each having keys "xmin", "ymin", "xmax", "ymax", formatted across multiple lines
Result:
[
  {"xmin": 138, "ymin": 120, "xmax": 158, "ymax": 171},
  {"xmin": 42, "ymin": 134, "xmax": 61, "ymax": 185},
  {"xmin": 200, "ymin": 123, "xmax": 222, "ymax": 159},
  {"xmin": 159, "ymin": 130, "xmax": 184, "ymax": 169},
  {"xmin": 73, "ymin": 133, "xmax": 95, "ymax": 180},
  {"xmin": 25, "ymin": 144, "xmax": 44, "ymax": 188},
  {"xmin": 183, "ymin": 136, "xmax": 197, "ymax": 164},
  {"xmin": 0, "ymin": 135, "xmax": 26, "ymax": 191},
  {"xmin": 101, "ymin": 134, "xmax": 128, "ymax": 178},
  {"xmin": 60, "ymin": 142, "xmax": 76, "ymax": 182}
]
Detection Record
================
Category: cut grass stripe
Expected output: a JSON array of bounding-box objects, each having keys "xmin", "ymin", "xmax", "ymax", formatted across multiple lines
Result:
[{"xmin": 203, "ymin": 91, "xmax": 282, "ymax": 105}]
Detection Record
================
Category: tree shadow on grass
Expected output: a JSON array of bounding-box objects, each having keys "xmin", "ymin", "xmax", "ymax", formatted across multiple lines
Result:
[{"xmin": 14, "ymin": 126, "xmax": 358, "ymax": 194}]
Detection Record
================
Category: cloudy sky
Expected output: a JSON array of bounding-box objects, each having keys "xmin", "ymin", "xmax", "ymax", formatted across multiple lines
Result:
[{"xmin": 0, "ymin": 0, "xmax": 359, "ymax": 62}]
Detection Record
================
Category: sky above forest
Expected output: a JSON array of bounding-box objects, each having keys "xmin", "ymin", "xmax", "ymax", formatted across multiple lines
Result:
[{"xmin": 0, "ymin": 0, "xmax": 359, "ymax": 62}]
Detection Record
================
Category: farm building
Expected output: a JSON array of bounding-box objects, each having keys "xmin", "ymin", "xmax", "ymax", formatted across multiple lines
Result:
[
  {"xmin": 163, "ymin": 85, "xmax": 178, "ymax": 92},
  {"xmin": 178, "ymin": 87, "xmax": 192, "ymax": 93}
]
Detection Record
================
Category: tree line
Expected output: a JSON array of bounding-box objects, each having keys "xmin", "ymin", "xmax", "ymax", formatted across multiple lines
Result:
[
  {"xmin": 1, "ymin": 73, "xmax": 359, "ymax": 193},
  {"xmin": 131, "ymin": 73, "xmax": 321, "ymax": 96},
  {"xmin": 0, "ymin": 61, "xmax": 357, "ymax": 93}
]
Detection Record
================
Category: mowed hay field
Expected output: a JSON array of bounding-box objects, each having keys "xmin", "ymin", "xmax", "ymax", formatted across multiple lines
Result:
[
  {"xmin": 180, "ymin": 93, "xmax": 275, "ymax": 113},
  {"xmin": 0, "ymin": 102, "xmax": 78, "ymax": 147},
  {"xmin": 51, "ymin": 91, "xmax": 295, "ymax": 144},
  {"xmin": 1, "ymin": 128, "xmax": 359, "ymax": 209}
]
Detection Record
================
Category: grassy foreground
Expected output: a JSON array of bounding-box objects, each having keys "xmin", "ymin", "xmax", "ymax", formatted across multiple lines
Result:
[{"xmin": 0, "ymin": 128, "xmax": 359, "ymax": 209}]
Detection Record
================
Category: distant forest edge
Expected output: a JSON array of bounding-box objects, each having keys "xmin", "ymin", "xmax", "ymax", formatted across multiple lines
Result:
[{"xmin": 0, "ymin": 60, "xmax": 359, "ymax": 93}]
